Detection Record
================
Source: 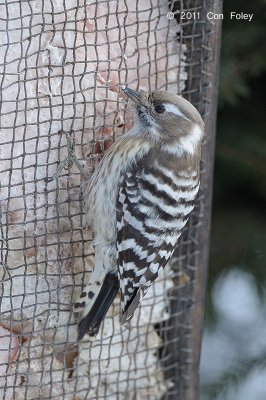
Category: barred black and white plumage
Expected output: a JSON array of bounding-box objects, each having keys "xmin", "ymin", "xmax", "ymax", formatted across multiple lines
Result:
[{"xmin": 74, "ymin": 87, "xmax": 204, "ymax": 340}]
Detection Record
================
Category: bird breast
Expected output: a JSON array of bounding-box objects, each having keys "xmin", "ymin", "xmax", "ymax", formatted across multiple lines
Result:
[{"xmin": 84, "ymin": 131, "xmax": 151, "ymax": 240}]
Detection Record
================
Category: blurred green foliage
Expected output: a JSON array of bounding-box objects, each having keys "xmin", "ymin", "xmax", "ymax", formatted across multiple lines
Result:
[
  {"xmin": 219, "ymin": 0, "xmax": 266, "ymax": 106},
  {"xmin": 207, "ymin": 0, "xmax": 266, "ymax": 323}
]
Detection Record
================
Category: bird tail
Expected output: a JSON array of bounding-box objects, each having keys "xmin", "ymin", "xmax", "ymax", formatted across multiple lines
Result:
[{"xmin": 74, "ymin": 273, "xmax": 120, "ymax": 341}]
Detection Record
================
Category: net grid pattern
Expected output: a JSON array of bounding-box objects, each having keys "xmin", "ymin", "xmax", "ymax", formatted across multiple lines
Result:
[{"xmin": 0, "ymin": 0, "xmax": 216, "ymax": 399}]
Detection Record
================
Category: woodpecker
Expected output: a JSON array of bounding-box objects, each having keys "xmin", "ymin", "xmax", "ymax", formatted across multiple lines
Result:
[{"xmin": 73, "ymin": 87, "xmax": 204, "ymax": 340}]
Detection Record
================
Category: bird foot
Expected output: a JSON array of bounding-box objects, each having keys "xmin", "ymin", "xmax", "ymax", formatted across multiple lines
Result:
[{"xmin": 47, "ymin": 131, "xmax": 87, "ymax": 182}]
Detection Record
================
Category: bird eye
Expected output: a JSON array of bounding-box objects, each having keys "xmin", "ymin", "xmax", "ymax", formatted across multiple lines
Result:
[{"xmin": 154, "ymin": 104, "xmax": 165, "ymax": 114}]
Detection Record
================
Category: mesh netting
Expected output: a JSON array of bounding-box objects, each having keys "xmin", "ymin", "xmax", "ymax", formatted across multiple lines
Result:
[{"xmin": 0, "ymin": 0, "xmax": 220, "ymax": 399}]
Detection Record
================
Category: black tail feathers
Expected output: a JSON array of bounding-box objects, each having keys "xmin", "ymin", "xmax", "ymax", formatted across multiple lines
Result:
[{"xmin": 77, "ymin": 273, "xmax": 119, "ymax": 341}]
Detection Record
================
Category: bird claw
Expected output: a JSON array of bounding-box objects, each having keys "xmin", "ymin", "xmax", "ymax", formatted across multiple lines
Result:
[{"xmin": 47, "ymin": 130, "xmax": 87, "ymax": 181}]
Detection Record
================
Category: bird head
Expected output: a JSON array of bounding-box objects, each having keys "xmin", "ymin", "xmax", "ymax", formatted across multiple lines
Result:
[{"xmin": 122, "ymin": 87, "xmax": 204, "ymax": 154}]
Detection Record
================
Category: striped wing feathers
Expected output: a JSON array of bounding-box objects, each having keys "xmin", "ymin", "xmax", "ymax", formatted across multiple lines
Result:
[{"xmin": 116, "ymin": 153, "xmax": 200, "ymax": 323}]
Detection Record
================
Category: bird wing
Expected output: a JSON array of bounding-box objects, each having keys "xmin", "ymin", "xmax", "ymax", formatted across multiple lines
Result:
[{"xmin": 116, "ymin": 155, "xmax": 188, "ymax": 324}]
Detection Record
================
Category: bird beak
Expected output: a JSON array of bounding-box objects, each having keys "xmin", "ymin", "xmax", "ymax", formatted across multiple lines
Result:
[{"xmin": 121, "ymin": 86, "xmax": 141, "ymax": 104}]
